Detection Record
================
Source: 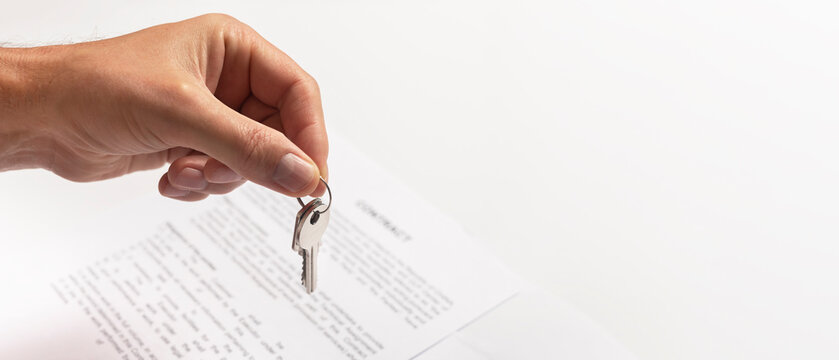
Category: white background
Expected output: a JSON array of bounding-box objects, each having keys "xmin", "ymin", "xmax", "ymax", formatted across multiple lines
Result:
[{"xmin": 1, "ymin": 0, "xmax": 838, "ymax": 359}]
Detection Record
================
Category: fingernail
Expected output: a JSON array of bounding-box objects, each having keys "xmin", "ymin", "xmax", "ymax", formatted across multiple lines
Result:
[
  {"xmin": 172, "ymin": 167, "xmax": 207, "ymax": 190},
  {"xmin": 274, "ymin": 153, "xmax": 315, "ymax": 192},
  {"xmin": 162, "ymin": 183, "xmax": 190, "ymax": 197},
  {"xmin": 206, "ymin": 165, "xmax": 242, "ymax": 183}
]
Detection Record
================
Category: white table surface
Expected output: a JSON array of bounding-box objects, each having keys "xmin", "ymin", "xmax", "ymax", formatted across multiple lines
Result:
[{"xmin": 2, "ymin": 1, "xmax": 838, "ymax": 359}]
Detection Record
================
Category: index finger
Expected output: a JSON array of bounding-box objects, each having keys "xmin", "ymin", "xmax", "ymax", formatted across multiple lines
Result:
[
  {"xmin": 247, "ymin": 32, "xmax": 329, "ymax": 187},
  {"xmin": 209, "ymin": 17, "xmax": 329, "ymax": 195}
]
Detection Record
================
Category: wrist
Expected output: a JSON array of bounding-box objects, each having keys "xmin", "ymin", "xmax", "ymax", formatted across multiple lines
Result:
[{"xmin": 0, "ymin": 46, "xmax": 62, "ymax": 171}]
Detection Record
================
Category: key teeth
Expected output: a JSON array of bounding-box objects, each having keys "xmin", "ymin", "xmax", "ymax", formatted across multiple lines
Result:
[{"xmin": 301, "ymin": 255, "xmax": 307, "ymax": 286}]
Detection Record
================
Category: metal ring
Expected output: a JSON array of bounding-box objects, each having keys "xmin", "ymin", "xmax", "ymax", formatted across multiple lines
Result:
[{"xmin": 296, "ymin": 177, "xmax": 332, "ymax": 213}]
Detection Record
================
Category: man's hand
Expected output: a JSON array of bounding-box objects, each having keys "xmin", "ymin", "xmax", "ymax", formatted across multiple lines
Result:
[{"xmin": 0, "ymin": 14, "xmax": 328, "ymax": 201}]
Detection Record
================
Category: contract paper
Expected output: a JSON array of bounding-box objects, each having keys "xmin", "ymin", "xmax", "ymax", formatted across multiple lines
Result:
[
  {"xmin": 0, "ymin": 134, "xmax": 519, "ymax": 359},
  {"xmin": 417, "ymin": 287, "xmax": 637, "ymax": 360}
]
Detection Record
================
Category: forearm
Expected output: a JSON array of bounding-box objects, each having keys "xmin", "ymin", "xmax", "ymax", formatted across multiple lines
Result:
[{"xmin": 0, "ymin": 47, "xmax": 57, "ymax": 171}]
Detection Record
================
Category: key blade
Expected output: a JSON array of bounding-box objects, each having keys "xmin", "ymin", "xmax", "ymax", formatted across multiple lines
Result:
[
  {"xmin": 300, "ymin": 248, "xmax": 310, "ymax": 291},
  {"xmin": 302, "ymin": 247, "xmax": 318, "ymax": 293}
]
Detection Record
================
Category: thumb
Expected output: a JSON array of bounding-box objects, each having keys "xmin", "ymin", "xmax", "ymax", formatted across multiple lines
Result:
[{"xmin": 181, "ymin": 96, "xmax": 320, "ymax": 197}]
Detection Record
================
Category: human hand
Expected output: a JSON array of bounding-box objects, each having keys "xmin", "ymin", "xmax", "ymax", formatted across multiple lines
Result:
[{"xmin": 0, "ymin": 14, "xmax": 327, "ymax": 201}]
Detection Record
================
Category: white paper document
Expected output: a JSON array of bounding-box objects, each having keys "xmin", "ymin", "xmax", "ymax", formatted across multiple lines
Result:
[
  {"xmin": 418, "ymin": 287, "xmax": 637, "ymax": 360},
  {"xmin": 0, "ymin": 134, "xmax": 519, "ymax": 359}
]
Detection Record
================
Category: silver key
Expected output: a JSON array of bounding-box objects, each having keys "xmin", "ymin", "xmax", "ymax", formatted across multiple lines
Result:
[{"xmin": 292, "ymin": 198, "xmax": 330, "ymax": 293}]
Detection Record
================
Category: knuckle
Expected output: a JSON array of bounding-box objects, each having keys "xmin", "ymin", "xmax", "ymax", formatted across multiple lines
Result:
[
  {"xmin": 203, "ymin": 13, "xmax": 253, "ymax": 41},
  {"xmin": 200, "ymin": 13, "xmax": 240, "ymax": 26},
  {"xmin": 161, "ymin": 81, "xmax": 204, "ymax": 109},
  {"xmin": 238, "ymin": 125, "xmax": 272, "ymax": 169},
  {"xmin": 299, "ymin": 73, "xmax": 321, "ymax": 96},
  {"xmin": 309, "ymin": 75, "xmax": 321, "ymax": 94}
]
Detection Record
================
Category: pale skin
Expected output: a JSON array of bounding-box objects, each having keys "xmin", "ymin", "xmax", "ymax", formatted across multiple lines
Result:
[{"xmin": 0, "ymin": 14, "xmax": 328, "ymax": 201}]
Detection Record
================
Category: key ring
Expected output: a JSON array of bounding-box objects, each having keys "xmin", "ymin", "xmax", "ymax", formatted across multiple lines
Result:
[{"xmin": 296, "ymin": 177, "xmax": 331, "ymax": 214}]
